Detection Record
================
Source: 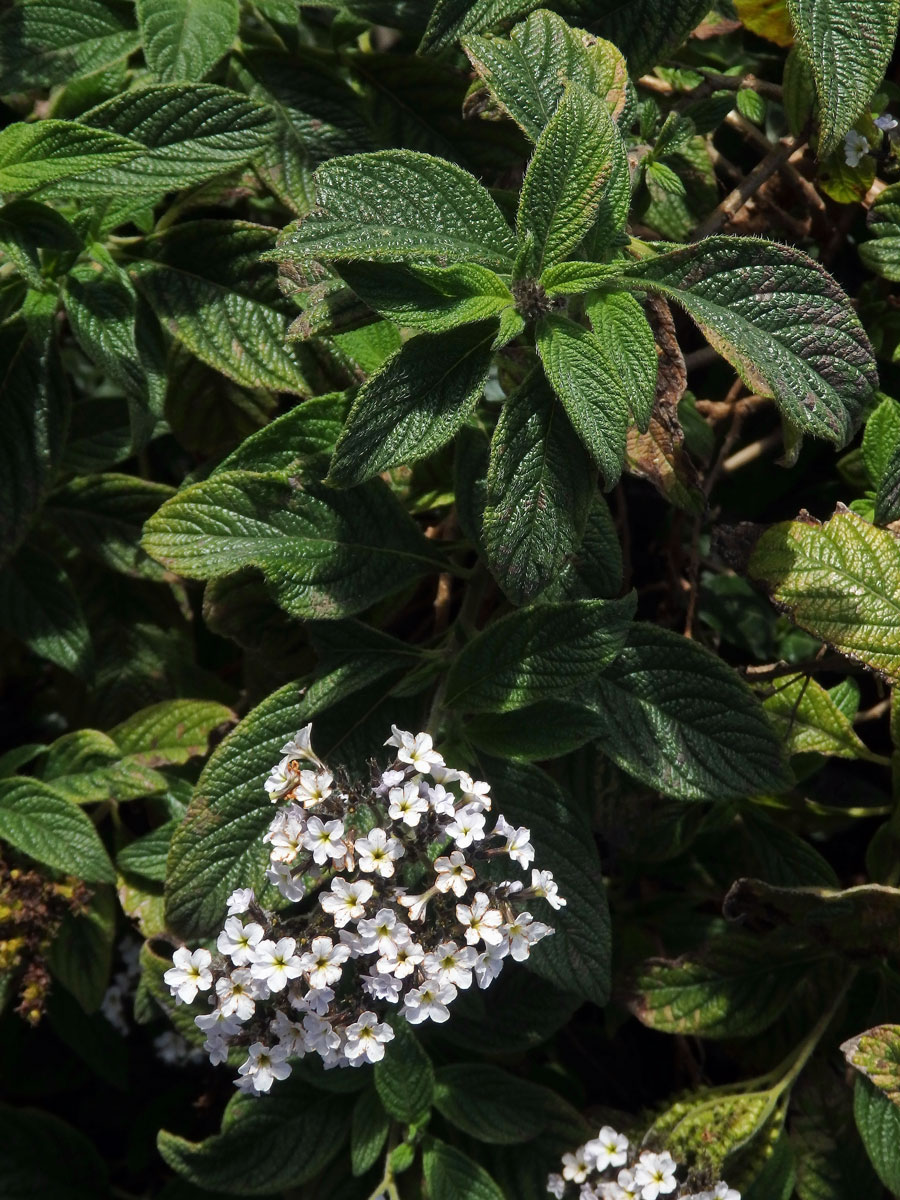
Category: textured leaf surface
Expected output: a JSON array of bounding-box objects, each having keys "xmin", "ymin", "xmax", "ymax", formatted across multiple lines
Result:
[
  {"xmin": 761, "ymin": 674, "xmax": 884, "ymax": 761},
  {"xmin": 214, "ymin": 393, "xmax": 350, "ymax": 479},
  {"xmin": 350, "ymin": 1088, "xmax": 389, "ymax": 1176},
  {"xmin": 446, "ymin": 595, "xmax": 634, "ymax": 712},
  {"xmin": 483, "ymin": 369, "xmax": 595, "ymax": 605},
  {"xmin": 110, "ymin": 699, "xmax": 234, "ymax": 766},
  {"xmin": 0, "ymin": 777, "xmax": 116, "ymax": 882},
  {"xmin": 591, "ymin": 623, "xmax": 789, "ymax": 799},
  {"xmin": 586, "ymin": 291, "xmax": 658, "ymax": 431},
  {"xmin": 0, "ymin": 546, "xmax": 92, "ymax": 679},
  {"xmin": 748, "ymin": 508, "xmax": 900, "ymax": 683},
  {"xmin": 142, "ymin": 471, "xmax": 442, "ymax": 620},
  {"xmin": 273, "ymin": 150, "xmax": 516, "ymax": 270},
  {"xmin": 374, "ymin": 1021, "xmax": 434, "ymax": 1122},
  {"xmin": 328, "ymin": 322, "xmax": 496, "ymax": 486},
  {"xmin": 486, "ymin": 757, "xmax": 611, "ymax": 1004},
  {"xmin": 434, "ymin": 1064, "xmax": 549, "ymax": 1143},
  {"xmin": 630, "ymin": 933, "xmax": 820, "ymax": 1038},
  {"xmin": 517, "ymin": 83, "xmax": 622, "ymax": 276},
  {"xmin": 423, "ymin": 1139, "xmax": 505, "ymax": 1200},
  {"xmin": 860, "ymin": 184, "xmax": 900, "ymax": 281},
  {"xmin": 787, "ymin": 0, "xmax": 900, "ymax": 156},
  {"xmin": 137, "ymin": 0, "xmax": 239, "ymax": 82},
  {"xmin": 158, "ymin": 1080, "xmax": 350, "ymax": 1194},
  {"xmin": 336, "ymin": 262, "xmax": 512, "ymax": 333},
  {"xmin": 535, "ymin": 313, "xmax": 631, "ymax": 485},
  {"xmin": 0, "ymin": 0, "xmax": 139, "ymax": 92},
  {"xmin": 611, "ymin": 237, "xmax": 878, "ymax": 447},
  {"xmin": 0, "ymin": 120, "xmax": 139, "ymax": 196},
  {"xmin": 131, "ymin": 221, "xmax": 310, "ymax": 394},
  {"xmin": 463, "ymin": 9, "xmax": 627, "ymax": 143},
  {"xmin": 47, "ymin": 887, "xmax": 115, "ymax": 1011},
  {"xmin": 854, "ymin": 1076, "xmax": 900, "ymax": 1193},
  {"xmin": 842, "ymin": 1025, "xmax": 900, "ymax": 1107}
]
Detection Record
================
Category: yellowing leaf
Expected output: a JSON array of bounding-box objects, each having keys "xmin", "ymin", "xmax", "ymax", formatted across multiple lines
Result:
[{"xmin": 735, "ymin": 0, "xmax": 794, "ymax": 46}]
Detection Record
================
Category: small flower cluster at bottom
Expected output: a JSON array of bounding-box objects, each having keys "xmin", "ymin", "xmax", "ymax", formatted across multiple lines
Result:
[
  {"xmin": 164, "ymin": 724, "xmax": 564, "ymax": 1094},
  {"xmin": 547, "ymin": 1126, "xmax": 739, "ymax": 1200}
]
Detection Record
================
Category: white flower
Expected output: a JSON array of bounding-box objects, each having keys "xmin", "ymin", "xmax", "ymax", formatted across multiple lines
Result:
[
  {"xmin": 356, "ymin": 827, "xmax": 404, "ymax": 877},
  {"xmin": 344, "ymin": 1011, "xmax": 395, "ymax": 1063},
  {"xmin": 397, "ymin": 888, "xmax": 434, "ymax": 923},
  {"xmin": 456, "ymin": 891, "xmax": 504, "ymax": 946},
  {"xmin": 358, "ymin": 908, "xmax": 406, "ymax": 956},
  {"xmin": 505, "ymin": 911, "xmax": 553, "ymax": 961},
  {"xmin": 194, "ymin": 1006, "xmax": 242, "ymax": 1036},
  {"xmin": 319, "ymin": 877, "xmax": 374, "ymax": 927},
  {"xmin": 875, "ymin": 113, "xmax": 898, "ymax": 131},
  {"xmin": 377, "ymin": 768, "xmax": 406, "ymax": 795},
  {"xmin": 300, "ymin": 935, "xmax": 351, "ymax": 989},
  {"xmin": 302, "ymin": 815, "xmax": 346, "ymax": 866},
  {"xmin": 474, "ymin": 941, "xmax": 508, "ymax": 988},
  {"xmin": 710, "ymin": 1185, "xmax": 740, "ymax": 1200},
  {"xmin": 302, "ymin": 1012, "xmax": 340, "ymax": 1056},
  {"xmin": 427, "ymin": 783, "xmax": 457, "ymax": 816},
  {"xmin": 430, "ymin": 763, "xmax": 461, "ymax": 786},
  {"xmin": 164, "ymin": 947, "xmax": 213, "ymax": 1004},
  {"xmin": 225, "ymin": 887, "xmax": 254, "ymax": 917},
  {"xmin": 585, "ymin": 1126, "xmax": 629, "ymax": 1172},
  {"xmin": 844, "ymin": 128, "xmax": 871, "ymax": 166},
  {"xmin": 496, "ymin": 820, "xmax": 534, "ymax": 868},
  {"xmin": 634, "ymin": 1151, "xmax": 678, "ymax": 1200},
  {"xmin": 204, "ymin": 1032, "xmax": 230, "ymax": 1066},
  {"xmin": 362, "ymin": 971, "xmax": 404, "ymax": 1003},
  {"xmin": 298, "ymin": 984, "xmax": 335, "ymax": 1016},
  {"xmin": 265, "ymin": 861, "xmax": 306, "ymax": 902},
  {"xmin": 379, "ymin": 937, "xmax": 424, "ymax": 979},
  {"xmin": 446, "ymin": 804, "xmax": 486, "ymax": 849},
  {"xmin": 611, "ymin": 1170, "xmax": 639, "ymax": 1200},
  {"xmin": 388, "ymin": 781, "xmax": 429, "ymax": 827},
  {"xmin": 402, "ymin": 980, "xmax": 457, "ymax": 1024},
  {"xmin": 265, "ymin": 755, "xmax": 298, "ymax": 801},
  {"xmin": 237, "ymin": 1042, "xmax": 292, "ymax": 1093},
  {"xmin": 266, "ymin": 808, "xmax": 306, "ymax": 864},
  {"xmin": 216, "ymin": 969, "xmax": 258, "ymax": 1021},
  {"xmin": 422, "ymin": 941, "xmax": 477, "ymax": 989},
  {"xmin": 579, "ymin": 1187, "xmax": 599, "ymax": 1200},
  {"xmin": 562, "ymin": 1146, "xmax": 591, "ymax": 1183},
  {"xmin": 547, "ymin": 1175, "xmax": 566, "ymax": 1199},
  {"xmin": 280, "ymin": 723, "xmax": 316, "ymax": 760},
  {"xmin": 217, "ymin": 917, "xmax": 264, "ymax": 966},
  {"xmin": 387, "ymin": 727, "xmax": 445, "ymax": 773},
  {"xmin": 458, "ymin": 772, "xmax": 491, "ymax": 810},
  {"xmin": 434, "ymin": 850, "xmax": 475, "ymax": 897},
  {"xmin": 271, "ymin": 1008, "xmax": 308, "ymax": 1056},
  {"xmin": 529, "ymin": 869, "xmax": 566, "ymax": 910},
  {"xmin": 295, "ymin": 769, "xmax": 333, "ymax": 808},
  {"xmin": 250, "ymin": 937, "xmax": 303, "ymax": 992}
]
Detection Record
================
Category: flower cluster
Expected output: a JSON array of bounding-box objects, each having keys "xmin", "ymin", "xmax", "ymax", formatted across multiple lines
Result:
[
  {"xmin": 164, "ymin": 724, "xmax": 564, "ymax": 1093},
  {"xmin": 844, "ymin": 111, "xmax": 898, "ymax": 165},
  {"xmin": 547, "ymin": 1126, "xmax": 739, "ymax": 1200}
]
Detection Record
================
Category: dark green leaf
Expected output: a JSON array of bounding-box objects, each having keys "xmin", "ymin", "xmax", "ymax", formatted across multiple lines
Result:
[
  {"xmin": 214, "ymin": 393, "xmax": 351, "ymax": 480},
  {"xmin": 434, "ymin": 1064, "xmax": 551, "ymax": 1144},
  {"xmin": 422, "ymin": 1138, "xmax": 505, "ymax": 1200},
  {"xmin": 47, "ymin": 886, "xmax": 115, "ymax": 1011},
  {"xmin": 137, "ymin": 0, "xmax": 239, "ymax": 82},
  {"xmin": 0, "ymin": 120, "xmax": 140, "ymax": 195},
  {"xmin": 374, "ymin": 1020, "xmax": 434, "ymax": 1123},
  {"xmin": 109, "ymin": 699, "xmax": 235, "ymax": 765},
  {"xmin": 336, "ymin": 262, "xmax": 512, "ymax": 333},
  {"xmin": 0, "ymin": 545, "xmax": 93, "ymax": 678},
  {"xmin": 117, "ymin": 820, "xmax": 177, "ymax": 882},
  {"xmin": 350, "ymin": 1087, "xmax": 390, "ymax": 1176},
  {"xmin": 0, "ymin": 777, "xmax": 116, "ymax": 882},
  {"xmin": 0, "ymin": 1105, "xmax": 108, "ymax": 1200},
  {"xmin": 0, "ymin": 0, "xmax": 140, "ymax": 93},
  {"xmin": 853, "ymin": 1075, "xmax": 900, "ymax": 1193}
]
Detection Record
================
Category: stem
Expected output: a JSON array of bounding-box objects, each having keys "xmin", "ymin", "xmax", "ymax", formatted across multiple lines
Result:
[{"xmin": 692, "ymin": 136, "xmax": 804, "ymax": 239}]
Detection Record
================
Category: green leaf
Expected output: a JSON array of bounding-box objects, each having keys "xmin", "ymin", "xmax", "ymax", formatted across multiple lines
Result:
[
  {"xmin": 842, "ymin": 1025, "xmax": 900, "ymax": 1107},
  {"xmin": 434, "ymin": 1064, "xmax": 551, "ymax": 1144},
  {"xmin": 117, "ymin": 819, "xmax": 177, "ymax": 882},
  {"xmin": 548, "ymin": 493, "xmax": 622, "ymax": 599},
  {"xmin": 137, "ymin": 0, "xmax": 239, "ymax": 82},
  {"xmin": 0, "ymin": 777, "xmax": 116, "ymax": 882},
  {"xmin": 328, "ymin": 322, "xmax": 496, "ymax": 487},
  {"xmin": 374, "ymin": 1020, "xmax": 434, "ymax": 1123},
  {"xmin": 483, "ymin": 369, "xmax": 595, "ymax": 605},
  {"xmin": 485, "ymin": 757, "xmax": 611, "ymax": 1004},
  {"xmin": 446, "ymin": 595, "xmax": 634, "ymax": 712},
  {"xmin": 272, "ymin": 150, "xmax": 516, "ymax": 271},
  {"xmin": 0, "ymin": 198, "xmax": 81, "ymax": 287},
  {"xmin": 467, "ymin": 698, "xmax": 604, "ymax": 760},
  {"xmin": 47, "ymin": 886, "xmax": 115, "ymax": 1012},
  {"xmin": 142, "ymin": 471, "xmax": 442, "ymax": 621},
  {"xmin": 69, "ymin": 84, "xmax": 276, "ymax": 200},
  {"xmin": 861, "ymin": 183, "xmax": 900, "ymax": 281},
  {"xmin": 591, "ymin": 623, "xmax": 789, "ymax": 799},
  {"xmin": 748, "ymin": 507, "xmax": 900, "ymax": 683},
  {"xmin": 517, "ymin": 83, "xmax": 623, "ymax": 276},
  {"xmin": 787, "ymin": 0, "xmax": 900, "ymax": 157},
  {"xmin": 463, "ymin": 9, "xmax": 628, "ymax": 143},
  {"xmin": 0, "ymin": 0, "xmax": 140, "ymax": 92},
  {"xmin": 861, "ymin": 393, "xmax": 900, "ymax": 484},
  {"xmin": 158, "ymin": 1078, "xmax": 351, "ymax": 1195},
  {"xmin": 853, "ymin": 1075, "xmax": 900, "ymax": 1193},
  {"xmin": 0, "ymin": 120, "xmax": 140, "ymax": 196},
  {"xmin": 0, "ymin": 545, "xmax": 93, "ymax": 678},
  {"xmin": 214, "ymin": 393, "xmax": 351, "ymax": 480},
  {"xmin": 535, "ymin": 313, "xmax": 631, "ymax": 485},
  {"xmin": 0, "ymin": 316, "xmax": 68, "ymax": 567},
  {"xmin": 609, "ymin": 237, "xmax": 878, "ymax": 448},
  {"xmin": 63, "ymin": 264, "xmax": 166, "ymax": 449},
  {"xmin": 46, "ymin": 473, "xmax": 175, "ymax": 580},
  {"xmin": 336, "ymin": 262, "xmax": 512, "ymax": 334},
  {"xmin": 0, "ymin": 1105, "xmax": 108, "ymax": 1200},
  {"xmin": 38, "ymin": 728, "xmax": 168, "ymax": 805},
  {"xmin": 130, "ymin": 220, "xmax": 311, "ymax": 394},
  {"xmin": 876, "ymin": 443, "xmax": 900, "ymax": 524},
  {"xmin": 629, "ymin": 932, "xmax": 822, "ymax": 1039},
  {"xmin": 422, "ymin": 1138, "xmax": 505, "ymax": 1200},
  {"xmin": 109, "ymin": 699, "xmax": 235, "ymax": 766},
  {"xmin": 586, "ymin": 291, "xmax": 657, "ymax": 432},
  {"xmin": 350, "ymin": 1087, "xmax": 390, "ymax": 1176},
  {"xmin": 762, "ymin": 673, "xmax": 886, "ymax": 762}
]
